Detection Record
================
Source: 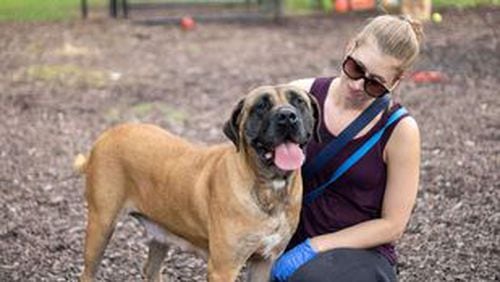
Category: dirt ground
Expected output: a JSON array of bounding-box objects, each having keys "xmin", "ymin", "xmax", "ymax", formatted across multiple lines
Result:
[{"xmin": 0, "ymin": 6, "xmax": 499, "ymax": 282}]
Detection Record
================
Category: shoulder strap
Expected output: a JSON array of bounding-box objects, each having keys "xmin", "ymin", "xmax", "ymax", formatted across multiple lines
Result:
[
  {"xmin": 304, "ymin": 107, "xmax": 408, "ymax": 205},
  {"xmin": 302, "ymin": 95, "xmax": 391, "ymax": 181},
  {"xmin": 309, "ymin": 77, "xmax": 334, "ymax": 104}
]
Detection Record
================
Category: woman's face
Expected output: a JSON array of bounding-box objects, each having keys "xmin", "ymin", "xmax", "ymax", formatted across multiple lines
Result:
[{"xmin": 341, "ymin": 37, "xmax": 402, "ymax": 104}]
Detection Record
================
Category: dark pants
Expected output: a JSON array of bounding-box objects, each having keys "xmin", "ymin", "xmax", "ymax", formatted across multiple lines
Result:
[{"xmin": 289, "ymin": 248, "xmax": 397, "ymax": 282}]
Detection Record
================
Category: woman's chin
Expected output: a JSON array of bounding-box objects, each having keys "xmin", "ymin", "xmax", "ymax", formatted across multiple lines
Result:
[{"xmin": 346, "ymin": 91, "xmax": 371, "ymax": 106}]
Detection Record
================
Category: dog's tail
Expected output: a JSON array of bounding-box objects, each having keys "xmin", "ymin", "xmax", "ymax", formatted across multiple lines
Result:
[{"xmin": 73, "ymin": 153, "xmax": 88, "ymax": 174}]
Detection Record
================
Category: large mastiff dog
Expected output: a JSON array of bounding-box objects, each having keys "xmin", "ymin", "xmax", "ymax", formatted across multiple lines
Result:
[{"xmin": 74, "ymin": 85, "xmax": 320, "ymax": 282}]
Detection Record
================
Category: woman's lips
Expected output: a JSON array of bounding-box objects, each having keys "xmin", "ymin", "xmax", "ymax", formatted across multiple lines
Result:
[{"xmin": 348, "ymin": 88, "xmax": 365, "ymax": 99}]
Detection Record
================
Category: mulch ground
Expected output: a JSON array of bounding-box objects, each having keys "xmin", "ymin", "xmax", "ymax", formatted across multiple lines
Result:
[{"xmin": 0, "ymin": 6, "xmax": 498, "ymax": 282}]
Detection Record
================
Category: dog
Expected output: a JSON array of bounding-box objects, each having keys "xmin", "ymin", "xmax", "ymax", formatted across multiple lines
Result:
[
  {"xmin": 381, "ymin": 0, "xmax": 432, "ymax": 21},
  {"xmin": 74, "ymin": 84, "xmax": 320, "ymax": 282},
  {"xmin": 401, "ymin": 0, "xmax": 432, "ymax": 21}
]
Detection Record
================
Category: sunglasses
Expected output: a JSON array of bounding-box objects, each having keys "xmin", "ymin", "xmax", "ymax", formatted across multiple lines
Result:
[{"xmin": 342, "ymin": 56, "xmax": 390, "ymax": 98}]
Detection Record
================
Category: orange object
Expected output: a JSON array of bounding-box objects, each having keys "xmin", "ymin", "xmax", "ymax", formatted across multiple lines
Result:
[
  {"xmin": 180, "ymin": 16, "xmax": 196, "ymax": 30},
  {"xmin": 350, "ymin": 0, "xmax": 375, "ymax": 10},
  {"xmin": 335, "ymin": 0, "xmax": 350, "ymax": 13},
  {"xmin": 409, "ymin": 71, "xmax": 448, "ymax": 83}
]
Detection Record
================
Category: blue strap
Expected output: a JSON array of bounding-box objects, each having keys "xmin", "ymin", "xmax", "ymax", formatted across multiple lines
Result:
[
  {"xmin": 304, "ymin": 107, "xmax": 408, "ymax": 205},
  {"xmin": 302, "ymin": 95, "xmax": 390, "ymax": 181}
]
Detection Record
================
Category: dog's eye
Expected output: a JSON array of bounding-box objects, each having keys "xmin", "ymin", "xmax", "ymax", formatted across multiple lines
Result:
[
  {"xmin": 287, "ymin": 91, "xmax": 306, "ymax": 107},
  {"xmin": 290, "ymin": 96, "xmax": 306, "ymax": 108},
  {"xmin": 253, "ymin": 95, "xmax": 271, "ymax": 113},
  {"xmin": 295, "ymin": 98, "xmax": 306, "ymax": 106}
]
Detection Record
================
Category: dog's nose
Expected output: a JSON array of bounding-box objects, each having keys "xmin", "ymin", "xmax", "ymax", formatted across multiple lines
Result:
[{"xmin": 277, "ymin": 108, "xmax": 298, "ymax": 125}]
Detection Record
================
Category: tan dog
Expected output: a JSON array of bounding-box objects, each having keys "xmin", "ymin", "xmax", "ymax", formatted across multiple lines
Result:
[
  {"xmin": 74, "ymin": 85, "xmax": 320, "ymax": 282},
  {"xmin": 401, "ymin": 0, "xmax": 432, "ymax": 21}
]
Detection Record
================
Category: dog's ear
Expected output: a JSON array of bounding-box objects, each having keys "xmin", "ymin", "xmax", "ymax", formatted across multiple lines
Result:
[
  {"xmin": 223, "ymin": 98, "xmax": 245, "ymax": 150},
  {"xmin": 307, "ymin": 92, "xmax": 322, "ymax": 143}
]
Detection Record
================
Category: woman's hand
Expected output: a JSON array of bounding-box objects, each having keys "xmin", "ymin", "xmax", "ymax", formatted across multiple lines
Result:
[{"xmin": 271, "ymin": 239, "xmax": 317, "ymax": 282}]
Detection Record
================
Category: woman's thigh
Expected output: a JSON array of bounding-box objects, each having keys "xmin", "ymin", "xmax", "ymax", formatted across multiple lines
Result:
[{"xmin": 289, "ymin": 248, "xmax": 397, "ymax": 282}]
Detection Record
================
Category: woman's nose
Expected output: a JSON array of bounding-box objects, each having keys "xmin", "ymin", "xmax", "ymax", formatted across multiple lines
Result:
[{"xmin": 351, "ymin": 78, "xmax": 365, "ymax": 91}]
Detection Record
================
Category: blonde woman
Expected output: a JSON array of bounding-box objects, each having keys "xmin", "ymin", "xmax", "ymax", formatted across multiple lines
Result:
[{"xmin": 272, "ymin": 15, "xmax": 424, "ymax": 281}]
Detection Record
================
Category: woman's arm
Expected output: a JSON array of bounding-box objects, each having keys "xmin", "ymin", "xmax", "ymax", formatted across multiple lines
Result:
[{"xmin": 309, "ymin": 117, "xmax": 421, "ymax": 252}]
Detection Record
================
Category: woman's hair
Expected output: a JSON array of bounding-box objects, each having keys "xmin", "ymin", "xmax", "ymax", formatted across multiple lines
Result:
[{"xmin": 353, "ymin": 15, "xmax": 424, "ymax": 74}]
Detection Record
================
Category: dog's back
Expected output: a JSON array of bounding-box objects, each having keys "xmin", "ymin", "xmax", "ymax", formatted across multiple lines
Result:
[{"xmin": 75, "ymin": 123, "xmax": 221, "ymax": 251}]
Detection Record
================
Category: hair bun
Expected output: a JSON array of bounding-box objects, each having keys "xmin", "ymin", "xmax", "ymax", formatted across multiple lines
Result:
[{"xmin": 399, "ymin": 15, "xmax": 424, "ymax": 45}]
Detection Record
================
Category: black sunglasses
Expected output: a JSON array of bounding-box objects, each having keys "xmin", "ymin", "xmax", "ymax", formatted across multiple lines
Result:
[{"xmin": 342, "ymin": 56, "xmax": 390, "ymax": 98}]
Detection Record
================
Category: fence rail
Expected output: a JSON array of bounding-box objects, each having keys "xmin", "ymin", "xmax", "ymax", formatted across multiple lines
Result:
[{"xmin": 81, "ymin": 0, "xmax": 283, "ymax": 22}]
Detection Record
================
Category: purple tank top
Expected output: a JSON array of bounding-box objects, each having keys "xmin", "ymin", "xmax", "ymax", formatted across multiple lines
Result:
[{"xmin": 288, "ymin": 77, "xmax": 410, "ymax": 265}]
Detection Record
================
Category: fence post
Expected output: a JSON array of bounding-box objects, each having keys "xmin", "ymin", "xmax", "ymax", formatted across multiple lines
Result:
[
  {"xmin": 110, "ymin": 0, "xmax": 118, "ymax": 18},
  {"xmin": 122, "ymin": 0, "xmax": 129, "ymax": 18},
  {"xmin": 81, "ymin": 0, "xmax": 88, "ymax": 19},
  {"xmin": 273, "ymin": 0, "xmax": 283, "ymax": 22}
]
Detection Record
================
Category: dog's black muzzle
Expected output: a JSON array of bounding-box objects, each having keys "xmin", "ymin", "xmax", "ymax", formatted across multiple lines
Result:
[
  {"xmin": 276, "ymin": 107, "xmax": 299, "ymax": 130},
  {"xmin": 268, "ymin": 106, "xmax": 307, "ymax": 145}
]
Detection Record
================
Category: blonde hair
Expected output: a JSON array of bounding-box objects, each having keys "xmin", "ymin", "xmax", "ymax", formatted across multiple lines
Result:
[{"xmin": 353, "ymin": 15, "xmax": 424, "ymax": 74}]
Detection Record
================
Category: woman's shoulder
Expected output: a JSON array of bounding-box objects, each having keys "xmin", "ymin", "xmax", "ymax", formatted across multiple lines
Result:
[
  {"xmin": 393, "ymin": 115, "xmax": 419, "ymax": 139},
  {"xmin": 385, "ymin": 113, "xmax": 420, "ymax": 158},
  {"xmin": 289, "ymin": 77, "xmax": 336, "ymax": 97},
  {"xmin": 288, "ymin": 78, "xmax": 315, "ymax": 92}
]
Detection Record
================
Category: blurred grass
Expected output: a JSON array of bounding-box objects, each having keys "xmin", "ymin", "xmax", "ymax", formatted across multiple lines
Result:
[
  {"xmin": 105, "ymin": 102, "xmax": 188, "ymax": 124},
  {"xmin": 287, "ymin": 0, "xmax": 335, "ymax": 12},
  {"xmin": 289, "ymin": 0, "xmax": 500, "ymax": 12},
  {"xmin": 0, "ymin": 0, "xmax": 103, "ymax": 21},
  {"xmin": 0, "ymin": 0, "xmax": 498, "ymax": 21},
  {"xmin": 433, "ymin": 0, "xmax": 500, "ymax": 7},
  {"xmin": 25, "ymin": 64, "xmax": 109, "ymax": 87}
]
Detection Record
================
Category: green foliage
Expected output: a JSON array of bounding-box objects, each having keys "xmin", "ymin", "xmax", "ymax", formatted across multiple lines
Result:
[
  {"xmin": 286, "ymin": 0, "xmax": 332, "ymax": 13},
  {"xmin": 286, "ymin": 0, "xmax": 313, "ymax": 11},
  {"xmin": 1, "ymin": 0, "xmax": 498, "ymax": 21},
  {"xmin": 286, "ymin": 0, "xmax": 500, "ymax": 12},
  {"xmin": 433, "ymin": 0, "xmax": 500, "ymax": 7},
  {"xmin": 106, "ymin": 102, "xmax": 188, "ymax": 124},
  {"xmin": 0, "ymin": 0, "xmax": 103, "ymax": 21},
  {"xmin": 25, "ymin": 64, "xmax": 108, "ymax": 87}
]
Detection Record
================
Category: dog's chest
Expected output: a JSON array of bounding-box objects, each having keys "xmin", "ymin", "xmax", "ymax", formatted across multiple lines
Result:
[{"xmin": 255, "ymin": 213, "xmax": 292, "ymax": 259}]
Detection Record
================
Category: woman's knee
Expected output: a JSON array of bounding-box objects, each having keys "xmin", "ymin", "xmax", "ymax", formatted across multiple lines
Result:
[{"xmin": 289, "ymin": 248, "xmax": 396, "ymax": 282}]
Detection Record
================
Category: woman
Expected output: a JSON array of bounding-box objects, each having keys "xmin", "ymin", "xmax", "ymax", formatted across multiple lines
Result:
[{"xmin": 271, "ymin": 15, "xmax": 423, "ymax": 281}]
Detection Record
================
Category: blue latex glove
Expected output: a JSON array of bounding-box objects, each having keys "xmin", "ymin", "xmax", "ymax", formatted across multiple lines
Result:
[{"xmin": 271, "ymin": 239, "xmax": 317, "ymax": 282}]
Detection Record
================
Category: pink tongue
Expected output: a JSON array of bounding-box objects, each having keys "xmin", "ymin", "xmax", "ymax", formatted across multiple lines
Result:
[{"xmin": 274, "ymin": 142, "xmax": 305, "ymax": 171}]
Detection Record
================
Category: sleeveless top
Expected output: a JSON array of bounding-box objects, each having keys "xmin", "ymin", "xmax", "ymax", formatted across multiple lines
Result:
[{"xmin": 288, "ymin": 77, "xmax": 410, "ymax": 265}]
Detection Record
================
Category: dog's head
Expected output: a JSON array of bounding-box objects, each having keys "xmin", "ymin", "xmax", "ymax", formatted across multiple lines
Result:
[{"xmin": 223, "ymin": 85, "xmax": 321, "ymax": 175}]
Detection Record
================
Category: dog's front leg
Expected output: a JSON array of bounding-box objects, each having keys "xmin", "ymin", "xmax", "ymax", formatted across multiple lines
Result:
[
  {"xmin": 246, "ymin": 256, "xmax": 274, "ymax": 282},
  {"xmin": 144, "ymin": 240, "xmax": 169, "ymax": 282},
  {"xmin": 207, "ymin": 248, "xmax": 245, "ymax": 282},
  {"xmin": 207, "ymin": 257, "xmax": 243, "ymax": 282}
]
